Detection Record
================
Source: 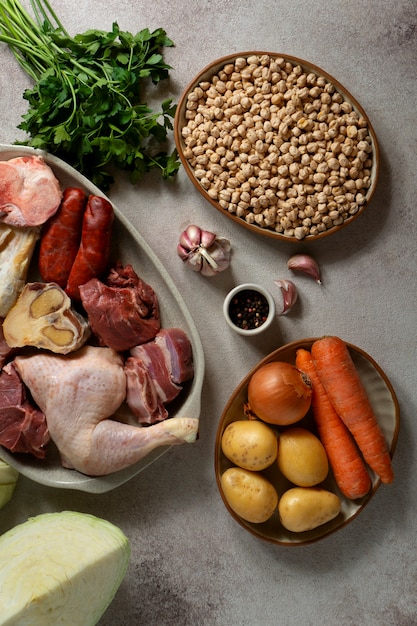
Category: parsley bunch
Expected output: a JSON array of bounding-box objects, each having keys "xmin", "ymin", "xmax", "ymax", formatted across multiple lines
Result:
[{"xmin": 0, "ymin": 0, "xmax": 180, "ymax": 190}]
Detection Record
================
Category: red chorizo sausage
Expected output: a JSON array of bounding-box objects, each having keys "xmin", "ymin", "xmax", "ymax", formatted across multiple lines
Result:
[
  {"xmin": 38, "ymin": 187, "xmax": 87, "ymax": 287},
  {"xmin": 65, "ymin": 195, "xmax": 114, "ymax": 301}
]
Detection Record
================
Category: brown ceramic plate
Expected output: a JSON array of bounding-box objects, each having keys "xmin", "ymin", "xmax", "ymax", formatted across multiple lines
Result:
[
  {"xmin": 0, "ymin": 144, "xmax": 205, "ymax": 493},
  {"xmin": 175, "ymin": 52, "xmax": 379, "ymax": 242},
  {"xmin": 215, "ymin": 338, "xmax": 399, "ymax": 545}
]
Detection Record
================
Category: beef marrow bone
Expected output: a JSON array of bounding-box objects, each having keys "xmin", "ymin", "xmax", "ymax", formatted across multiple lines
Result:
[{"xmin": 3, "ymin": 282, "xmax": 90, "ymax": 354}]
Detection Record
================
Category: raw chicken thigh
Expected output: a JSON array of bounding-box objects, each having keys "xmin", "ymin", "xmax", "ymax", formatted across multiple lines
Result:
[
  {"xmin": 0, "ymin": 155, "xmax": 62, "ymax": 227},
  {"xmin": 13, "ymin": 345, "xmax": 199, "ymax": 476}
]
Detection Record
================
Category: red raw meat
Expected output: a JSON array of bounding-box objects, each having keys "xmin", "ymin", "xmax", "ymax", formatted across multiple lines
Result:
[
  {"xmin": 126, "ymin": 328, "xmax": 194, "ymax": 425},
  {"xmin": 79, "ymin": 264, "xmax": 160, "ymax": 351},
  {"xmin": 154, "ymin": 328, "xmax": 194, "ymax": 384},
  {"xmin": 0, "ymin": 362, "xmax": 49, "ymax": 458},
  {"xmin": 130, "ymin": 341, "xmax": 182, "ymax": 404},
  {"xmin": 124, "ymin": 357, "xmax": 169, "ymax": 425}
]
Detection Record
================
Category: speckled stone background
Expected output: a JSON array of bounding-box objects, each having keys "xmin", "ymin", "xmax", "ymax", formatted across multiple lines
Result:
[{"xmin": 0, "ymin": 1, "xmax": 416, "ymax": 625}]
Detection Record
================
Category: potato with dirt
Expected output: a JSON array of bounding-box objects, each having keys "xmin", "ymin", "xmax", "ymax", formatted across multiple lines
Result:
[
  {"xmin": 221, "ymin": 420, "xmax": 278, "ymax": 471},
  {"xmin": 221, "ymin": 467, "xmax": 278, "ymax": 524}
]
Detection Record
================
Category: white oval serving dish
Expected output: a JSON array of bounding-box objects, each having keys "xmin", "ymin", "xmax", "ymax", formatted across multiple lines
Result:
[{"xmin": 0, "ymin": 144, "xmax": 205, "ymax": 493}]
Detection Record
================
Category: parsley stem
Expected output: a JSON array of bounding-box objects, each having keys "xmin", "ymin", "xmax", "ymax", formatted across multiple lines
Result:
[
  {"xmin": 0, "ymin": 1, "xmax": 57, "ymax": 74},
  {"xmin": 0, "ymin": 0, "xmax": 100, "ymax": 83},
  {"xmin": 29, "ymin": 0, "xmax": 69, "ymax": 37}
]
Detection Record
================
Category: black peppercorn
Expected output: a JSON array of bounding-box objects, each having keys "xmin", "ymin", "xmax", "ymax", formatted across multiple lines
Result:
[{"xmin": 228, "ymin": 289, "xmax": 269, "ymax": 330}]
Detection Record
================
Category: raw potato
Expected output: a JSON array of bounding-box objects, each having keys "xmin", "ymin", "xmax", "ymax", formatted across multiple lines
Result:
[
  {"xmin": 278, "ymin": 487, "xmax": 341, "ymax": 532},
  {"xmin": 278, "ymin": 427, "xmax": 329, "ymax": 486},
  {"xmin": 221, "ymin": 419, "xmax": 278, "ymax": 471},
  {"xmin": 221, "ymin": 467, "xmax": 278, "ymax": 524}
]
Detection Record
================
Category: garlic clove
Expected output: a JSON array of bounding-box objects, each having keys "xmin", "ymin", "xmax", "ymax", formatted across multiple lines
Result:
[
  {"xmin": 184, "ymin": 249, "xmax": 204, "ymax": 273},
  {"xmin": 200, "ymin": 228, "xmax": 217, "ymax": 249},
  {"xmin": 176, "ymin": 243, "xmax": 191, "ymax": 261},
  {"xmin": 179, "ymin": 225, "xmax": 202, "ymax": 250},
  {"xmin": 274, "ymin": 279, "xmax": 298, "ymax": 315},
  {"xmin": 178, "ymin": 224, "xmax": 217, "ymax": 252},
  {"xmin": 287, "ymin": 254, "xmax": 322, "ymax": 284}
]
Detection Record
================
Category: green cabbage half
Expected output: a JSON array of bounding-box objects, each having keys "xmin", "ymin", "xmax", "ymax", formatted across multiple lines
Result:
[{"xmin": 0, "ymin": 511, "xmax": 130, "ymax": 625}]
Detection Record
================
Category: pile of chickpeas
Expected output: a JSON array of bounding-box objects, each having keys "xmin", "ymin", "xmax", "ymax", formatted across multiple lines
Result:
[{"xmin": 180, "ymin": 54, "xmax": 375, "ymax": 240}]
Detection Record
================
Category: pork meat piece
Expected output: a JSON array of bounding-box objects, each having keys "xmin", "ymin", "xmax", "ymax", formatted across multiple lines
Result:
[
  {"xmin": 125, "ymin": 356, "xmax": 169, "ymax": 425},
  {"xmin": 0, "ymin": 155, "xmax": 62, "ymax": 227},
  {"xmin": 79, "ymin": 263, "xmax": 160, "ymax": 352},
  {"xmin": 130, "ymin": 340, "xmax": 183, "ymax": 404},
  {"xmin": 126, "ymin": 328, "xmax": 194, "ymax": 425},
  {"xmin": 154, "ymin": 328, "xmax": 194, "ymax": 384},
  {"xmin": 0, "ymin": 362, "xmax": 49, "ymax": 458},
  {"xmin": 13, "ymin": 345, "xmax": 198, "ymax": 476}
]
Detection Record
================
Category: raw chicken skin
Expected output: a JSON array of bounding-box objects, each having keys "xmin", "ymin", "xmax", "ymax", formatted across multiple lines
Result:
[
  {"xmin": 13, "ymin": 345, "xmax": 199, "ymax": 476},
  {"xmin": 0, "ymin": 155, "xmax": 62, "ymax": 227}
]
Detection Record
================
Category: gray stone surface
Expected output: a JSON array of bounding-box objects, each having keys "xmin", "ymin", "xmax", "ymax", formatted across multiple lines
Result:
[{"xmin": 0, "ymin": 1, "xmax": 416, "ymax": 624}]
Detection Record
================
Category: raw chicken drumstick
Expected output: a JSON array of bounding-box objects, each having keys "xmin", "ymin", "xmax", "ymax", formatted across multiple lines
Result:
[{"xmin": 13, "ymin": 345, "xmax": 199, "ymax": 476}]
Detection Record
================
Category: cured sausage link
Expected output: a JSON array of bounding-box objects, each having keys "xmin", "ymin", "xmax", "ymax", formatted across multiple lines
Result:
[
  {"xmin": 65, "ymin": 195, "xmax": 114, "ymax": 301},
  {"xmin": 38, "ymin": 187, "xmax": 87, "ymax": 287}
]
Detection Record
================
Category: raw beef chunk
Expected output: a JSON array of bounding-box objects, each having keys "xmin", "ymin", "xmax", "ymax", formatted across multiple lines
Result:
[
  {"xmin": 0, "ymin": 362, "xmax": 49, "ymax": 458},
  {"xmin": 80, "ymin": 263, "xmax": 160, "ymax": 351}
]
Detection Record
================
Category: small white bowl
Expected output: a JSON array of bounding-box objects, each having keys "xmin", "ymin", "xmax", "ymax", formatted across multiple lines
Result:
[{"xmin": 223, "ymin": 283, "xmax": 275, "ymax": 336}]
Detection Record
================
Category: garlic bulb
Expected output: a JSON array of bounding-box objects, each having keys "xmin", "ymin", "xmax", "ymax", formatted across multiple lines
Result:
[
  {"xmin": 287, "ymin": 254, "xmax": 322, "ymax": 284},
  {"xmin": 274, "ymin": 279, "xmax": 298, "ymax": 315},
  {"xmin": 177, "ymin": 225, "xmax": 231, "ymax": 276}
]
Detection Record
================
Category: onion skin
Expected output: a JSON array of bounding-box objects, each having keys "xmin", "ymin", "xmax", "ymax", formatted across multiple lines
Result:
[{"xmin": 247, "ymin": 361, "xmax": 312, "ymax": 426}]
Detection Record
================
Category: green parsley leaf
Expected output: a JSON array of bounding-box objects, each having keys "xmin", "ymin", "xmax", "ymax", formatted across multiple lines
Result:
[{"xmin": 0, "ymin": 0, "xmax": 180, "ymax": 190}]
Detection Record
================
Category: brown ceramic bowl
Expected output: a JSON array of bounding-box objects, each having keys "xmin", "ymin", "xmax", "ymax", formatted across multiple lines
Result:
[
  {"xmin": 174, "ymin": 53, "xmax": 379, "ymax": 242},
  {"xmin": 215, "ymin": 338, "xmax": 400, "ymax": 545}
]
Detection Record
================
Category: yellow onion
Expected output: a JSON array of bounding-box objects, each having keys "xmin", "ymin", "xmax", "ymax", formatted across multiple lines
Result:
[{"xmin": 247, "ymin": 361, "xmax": 312, "ymax": 426}]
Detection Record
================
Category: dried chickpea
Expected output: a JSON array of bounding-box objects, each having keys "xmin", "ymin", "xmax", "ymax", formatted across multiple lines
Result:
[{"xmin": 181, "ymin": 54, "xmax": 374, "ymax": 239}]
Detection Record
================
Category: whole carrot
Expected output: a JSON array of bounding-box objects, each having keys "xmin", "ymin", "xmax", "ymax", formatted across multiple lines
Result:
[
  {"xmin": 296, "ymin": 348, "xmax": 372, "ymax": 499},
  {"xmin": 311, "ymin": 336, "xmax": 394, "ymax": 484}
]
